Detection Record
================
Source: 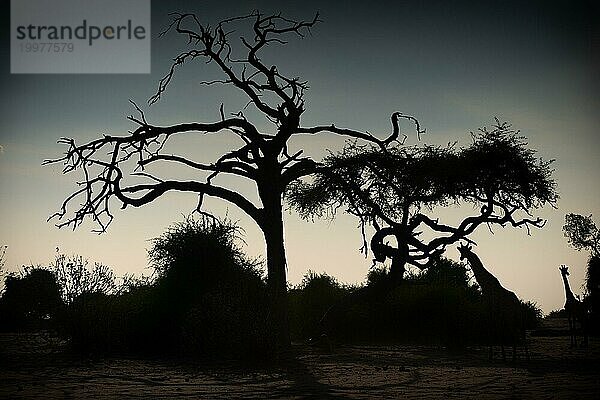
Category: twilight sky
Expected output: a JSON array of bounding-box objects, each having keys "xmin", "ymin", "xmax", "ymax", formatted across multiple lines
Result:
[{"xmin": 0, "ymin": 0, "xmax": 598, "ymax": 313}]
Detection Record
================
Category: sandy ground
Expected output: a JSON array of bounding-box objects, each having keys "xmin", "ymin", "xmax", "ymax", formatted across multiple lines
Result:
[{"xmin": 0, "ymin": 318, "xmax": 598, "ymax": 399}]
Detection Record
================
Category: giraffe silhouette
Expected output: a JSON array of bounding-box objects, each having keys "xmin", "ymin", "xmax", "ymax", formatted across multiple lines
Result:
[
  {"xmin": 458, "ymin": 243, "xmax": 528, "ymax": 361},
  {"xmin": 559, "ymin": 265, "xmax": 589, "ymax": 347}
]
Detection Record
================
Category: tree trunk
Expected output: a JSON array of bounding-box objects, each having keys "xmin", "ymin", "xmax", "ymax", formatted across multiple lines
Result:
[
  {"xmin": 389, "ymin": 240, "xmax": 408, "ymax": 284},
  {"xmin": 259, "ymin": 186, "xmax": 291, "ymax": 352},
  {"xmin": 389, "ymin": 255, "xmax": 406, "ymax": 284}
]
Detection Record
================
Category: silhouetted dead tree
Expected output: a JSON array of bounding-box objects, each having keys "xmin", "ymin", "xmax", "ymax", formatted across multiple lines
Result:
[
  {"xmin": 288, "ymin": 121, "xmax": 558, "ymax": 282},
  {"xmin": 44, "ymin": 11, "xmax": 422, "ymax": 349}
]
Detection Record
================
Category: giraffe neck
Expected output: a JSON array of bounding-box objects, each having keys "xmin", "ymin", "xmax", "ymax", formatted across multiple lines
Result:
[
  {"xmin": 465, "ymin": 251, "xmax": 499, "ymax": 294},
  {"xmin": 561, "ymin": 273, "xmax": 576, "ymax": 303}
]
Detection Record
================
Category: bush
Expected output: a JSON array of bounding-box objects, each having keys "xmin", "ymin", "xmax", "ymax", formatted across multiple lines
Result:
[
  {"xmin": 546, "ymin": 309, "xmax": 563, "ymax": 318},
  {"xmin": 149, "ymin": 216, "xmax": 270, "ymax": 358},
  {"xmin": 0, "ymin": 267, "xmax": 62, "ymax": 331},
  {"xmin": 52, "ymin": 254, "xmax": 116, "ymax": 304},
  {"xmin": 321, "ymin": 258, "xmax": 496, "ymax": 347},
  {"xmin": 62, "ymin": 216, "xmax": 271, "ymax": 360},
  {"xmin": 520, "ymin": 300, "xmax": 543, "ymax": 329},
  {"xmin": 288, "ymin": 271, "xmax": 353, "ymax": 340}
]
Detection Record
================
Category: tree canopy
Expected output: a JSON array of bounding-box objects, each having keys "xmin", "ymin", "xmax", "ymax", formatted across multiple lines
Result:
[
  {"xmin": 563, "ymin": 213, "xmax": 600, "ymax": 259},
  {"xmin": 288, "ymin": 120, "xmax": 558, "ymax": 280}
]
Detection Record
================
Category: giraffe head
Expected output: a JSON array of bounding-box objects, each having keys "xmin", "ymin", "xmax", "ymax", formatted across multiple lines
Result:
[
  {"xmin": 457, "ymin": 243, "xmax": 473, "ymax": 261},
  {"xmin": 559, "ymin": 264, "xmax": 569, "ymax": 277}
]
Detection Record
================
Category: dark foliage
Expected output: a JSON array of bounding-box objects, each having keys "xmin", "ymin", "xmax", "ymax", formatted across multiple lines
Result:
[
  {"xmin": 329, "ymin": 258, "xmax": 484, "ymax": 348},
  {"xmin": 563, "ymin": 214, "xmax": 600, "ymax": 259},
  {"xmin": 63, "ymin": 216, "xmax": 272, "ymax": 359},
  {"xmin": 586, "ymin": 256, "xmax": 600, "ymax": 296},
  {"xmin": 149, "ymin": 216, "xmax": 270, "ymax": 357},
  {"xmin": 52, "ymin": 254, "xmax": 117, "ymax": 304},
  {"xmin": 586, "ymin": 256, "xmax": 600, "ymax": 333},
  {"xmin": 289, "ymin": 258, "xmax": 542, "ymax": 349},
  {"xmin": 547, "ymin": 309, "xmax": 568, "ymax": 318},
  {"xmin": 58, "ymin": 282, "xmax": 153, "ymax": 354},
  {"xmin": 288, "ymin": 271, "xmax": 353, "ymax": 340},
  {"xmin": 563, "ymin": 214, "xmax": 600, "ymax": 333},
  {"xmin": 0, "ymin": 267, "xmax": 62, "ymax": 331},
  {"xmin": 521, "ymin": 300, "xmax": 544, "ymax": 330}
]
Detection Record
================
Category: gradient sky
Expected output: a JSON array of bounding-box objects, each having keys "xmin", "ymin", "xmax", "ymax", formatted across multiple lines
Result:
[{"xmin": 0, "ymin": 0, "xmax": 598, "ymax": 313}]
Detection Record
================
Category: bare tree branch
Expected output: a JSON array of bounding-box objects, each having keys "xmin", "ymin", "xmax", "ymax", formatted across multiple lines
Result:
[{"xmin": 295, "ymin": 112, "xmax": 424, "ymax": 148}]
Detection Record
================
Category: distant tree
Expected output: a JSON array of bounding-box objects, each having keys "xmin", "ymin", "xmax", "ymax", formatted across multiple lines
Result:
[
  {"xmin": 44, "ymin": 11, "xmax": 422, "ymax": 348},
  {"xmin": 563, "ymin": 213, "xmax": 600, "ymax": 259},
  {"xmin": 289, "ymin": 121, "xmax": 558, "ymax": 282}
]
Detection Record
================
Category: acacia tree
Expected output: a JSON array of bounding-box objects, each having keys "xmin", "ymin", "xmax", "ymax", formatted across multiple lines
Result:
[
  {"xmin": 563, "ymin": 213, "xmax": 600, "ymax": 259},
  {"xmin": 563, "ymin": 213, "xmax": 599, "ymax": 330},
  {"xmin": 288, "ymin": 121, "xmax": 558, "ymax": 282},
  {"xmin": 44, "ymin": 11, "xmax": 421, "ymax": 349}
]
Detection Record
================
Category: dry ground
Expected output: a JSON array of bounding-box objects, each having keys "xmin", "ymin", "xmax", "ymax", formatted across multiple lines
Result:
[{"xmin": 0, "ymin": 318, "xmax": 598, "ymax": 399}]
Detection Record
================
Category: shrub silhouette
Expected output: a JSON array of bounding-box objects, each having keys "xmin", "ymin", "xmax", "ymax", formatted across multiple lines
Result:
[
  {"xmin": 288, "ymin": 271, "xmax": 353, "ymax": 341},
  {"xmin": 520, "ymin": 300, "xmax": 543, "ymax": 330},
  {"xmin": 0, "ymin": 267, "xmax": 62, "ymax": 331},
  {"xmin": 149, "ymin": 216, "xmax": 270, "ymax": 358},
  {"xmin": 63, "ymin": 216, "xmax": 271, "ymax": 359},
  {"xmin": 56, "ymin": 279, "xmax": 149, "ymax": 354},
  {"xmin": 52, "ymin": 254, "xmax": 116, "ymax": 304},
  {"xmin": 14, "ymin": 220, "xmax": 540, "ymax": 355},
  {"xmin": 313, "ymin": 257, "xmax": 528, "ymax": 348}
]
